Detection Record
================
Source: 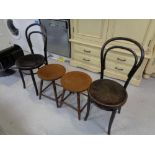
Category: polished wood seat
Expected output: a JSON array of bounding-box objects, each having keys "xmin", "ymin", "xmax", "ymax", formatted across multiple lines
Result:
[
  {"xmin": 38, "ymin": 64, "xmax": 66, "ymax": 81},
  {"xmin": 37, "ymin": 64, "xmax": 66, "ymax": 107},
  {"xmin": 60, "ymin": 71, "xmax": 92, "ymax": 120},
  {"xmin": 89, "ymin": 79, "xmax": 128, "ymax": 108},
  {"xmin": 61, "ymin": 71, "xmax": 92, "ymax": 92}
]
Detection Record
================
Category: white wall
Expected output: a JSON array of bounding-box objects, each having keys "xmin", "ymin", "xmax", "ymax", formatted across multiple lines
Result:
[
  {"xmin": 0, "ymin": 19, "xmax": 44, "ymax": 55},
  {"xmin": 0, "ymin": 19, "xmax": 11, "ymax": 50}
]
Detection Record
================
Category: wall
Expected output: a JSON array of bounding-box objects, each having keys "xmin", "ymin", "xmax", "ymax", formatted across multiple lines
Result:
[
  {"xmin": 0, "ymin": 19, "xmax": 11, "ymax": 50},
  {"xmin": 0, "ymin": 19, "xmax": 44, "ymax": 55}
]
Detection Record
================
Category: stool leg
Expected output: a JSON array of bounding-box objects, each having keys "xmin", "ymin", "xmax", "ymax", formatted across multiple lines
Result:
[
  {"xmin": 30, "ymin": 69, "xmax": 38, "ymax": 96},
  {"xmin": 52, "ymin": 81, "xmax": 59, "ymax": 108},
  {"xmin": 60, "ymin": 89, "xmax": 66, "ymax": 107},
  {"xmin": 108, "ymin": 110, "xmax": 117, "ymax": 135},
  {"xmin": 84, "ymin": 96, "xmax": 91, "ymax": 121},
  {"xmin": 39, "ymin": 80, "xmax": 43, "ymax": 100},
  {"xmin": 19, "ymin": 69, "xmax": 26, "ymax": 89},
  {"xmin": 77, "ymin": 93, "xmax": 81, "ymax": 120}
]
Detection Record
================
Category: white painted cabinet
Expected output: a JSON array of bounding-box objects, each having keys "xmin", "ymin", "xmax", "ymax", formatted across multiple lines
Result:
[
  {"xmin": 107, "ymin": 20, "xmax": 155, "ymax": 56},
  {"xmin": 70, "ymin": 19, "xmax": 155, "ymax": 86},
  {"xmin": 144, "ymin": 45, "xmax": 155, "ymax": 78},
  {"xmin": 70, "ymin": 19, "xmax": 108, "ymax": 45}
]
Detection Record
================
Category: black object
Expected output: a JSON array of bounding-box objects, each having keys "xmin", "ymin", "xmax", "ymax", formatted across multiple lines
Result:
[
  {"xmin": 15, "ymin": 23, "xmax": 47, "ymax": 96},
  {"xmin": 84, "ymin": 37, "xmax": 144, "ymax": 135},
  {"xmin": 7, "ymin": 19, "xmax": 19, "ymax": 36},
  {"xmin": 0, "ymin": 45, "xmax": 24, "ymax": 77}
]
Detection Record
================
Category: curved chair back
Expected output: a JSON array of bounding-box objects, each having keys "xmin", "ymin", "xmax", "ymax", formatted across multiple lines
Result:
[
  {"xmin": 100, "ymin": 37, "xmax": 144, "ymax": 89},
  {"xmin": 25, "ymin": 23, "xmax": 47, "ymax": 64}
]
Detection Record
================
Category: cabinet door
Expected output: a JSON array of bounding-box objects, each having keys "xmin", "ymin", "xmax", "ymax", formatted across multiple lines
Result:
[
  {"xmin": 107, "ymin": 19, "xmax": 155, "ymax": 51},
  {"xmin": 71, "ymin": 19, "xmax": 108, "ymax": 43}
]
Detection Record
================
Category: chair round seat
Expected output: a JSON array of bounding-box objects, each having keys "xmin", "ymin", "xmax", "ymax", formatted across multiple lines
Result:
[
  {"xmin": 61, "ymin": 71, "xmax": 92, "ymax": 93},
  {"xmin": 37, "ymin": 64, "xmax": 66, "ymax": 81},
  {"xmin": 89, "ymin": 79, "xmax": 128, "ymax": 108},
  {"xmin": 15, "ymin": 54, "xmax": 45, "ymax": 70}
]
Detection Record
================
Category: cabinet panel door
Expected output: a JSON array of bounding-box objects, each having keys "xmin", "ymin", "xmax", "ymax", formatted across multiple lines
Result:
[
  {"xmin": 107, "ymin": 19, "xmax": 155, "ymax": 51},
  {"xmin": 72, "ymin": 19, "xmax": 108, "ymax": 42}
]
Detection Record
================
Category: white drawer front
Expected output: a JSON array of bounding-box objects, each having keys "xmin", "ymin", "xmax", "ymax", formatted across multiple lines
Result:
[
  {"xmin": 73, "ymin": 43, "xmax": 100, "ymax": 57},
  {"xmin": 105, "ymin": 60, "xmax": 132, "ymax": 75},
  {"xmin": 72, "ymin": 52, "xmax": 100, "ymax": 66},
  {"xmin": 72, "ymin": 52, "xmax": 134, "ymax": 75},
  {"xmin": 106, "ymin": 50, "xmax": 135, "ymax": 65}
]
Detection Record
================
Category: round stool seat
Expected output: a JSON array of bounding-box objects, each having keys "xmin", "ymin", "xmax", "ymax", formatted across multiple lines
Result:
[
  {"xmin": 37, "ymin": 64, "xmax": 66, "ymax": 81},
  {"xmin": 61, "ymin": 71, "xmax": 92, "ymax": 92}
]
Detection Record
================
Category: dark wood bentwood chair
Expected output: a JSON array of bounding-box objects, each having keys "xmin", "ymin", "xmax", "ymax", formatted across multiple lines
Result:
[
  {"xmin": 84, "ymin": 37, "xmax": 144, "ymax": 134},
  {"xmin": 15, "ymin": 23, "xmax": 47, "ymax": 96}
]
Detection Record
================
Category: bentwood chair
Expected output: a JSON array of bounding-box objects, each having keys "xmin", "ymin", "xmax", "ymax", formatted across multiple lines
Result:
[
  {"xmin": 15, "ymin": 23, "xmax": 47, "ymax": 96},
  {"xmin": 84, "ymin": 37, "xmax": 144, "ymax": 134}
]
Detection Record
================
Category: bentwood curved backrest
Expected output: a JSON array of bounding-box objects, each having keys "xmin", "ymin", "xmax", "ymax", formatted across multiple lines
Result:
[
  {"xmin": 100, "ymin": 37, "xmax": 144, "ymax": 89},
  {"xmin": 25, "ymin": 23, "xmax": 47, "ymax": 64}
]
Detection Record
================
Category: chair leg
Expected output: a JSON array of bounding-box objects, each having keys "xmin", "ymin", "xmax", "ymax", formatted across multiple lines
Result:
[
  {"xmin": 39, "ymin": 80, "xmax": 43, "ymax": 100},
  {"xmin": 77, "ymin": 93, "xmax": 81, "ymax": 120},
  {"xmin": 52, "ymin": 81, "xmax": 59, "ymax": 108},
  {"xmin": 84, "ymin": 97, "xmax": 91, "ymax": 121},
  {"xmin": 44, "ymin": 57, "xmax": 48, "ymax": 65},
  {"xmin": 60, "ymin": 89, "xmax": 66, "ymax": 107},
  {"xmin": 19, "ymin": 69, "xmax": 26, "ymax": 89},
  {"xmin": 30, "ymin": 69, "xmax": 38, "ymax": 96},
  {"xmin": 118, "ymin": 107, "xmax": 121, "ymax": 114},
  {"xmin": 108, "ymin": 110, "xmax": 117, "ymax": 135}
]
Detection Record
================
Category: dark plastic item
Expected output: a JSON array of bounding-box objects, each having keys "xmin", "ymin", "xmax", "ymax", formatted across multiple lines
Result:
[{"xmin": 0, "ymin": 45, "xmax": 24, "ymax": 77}]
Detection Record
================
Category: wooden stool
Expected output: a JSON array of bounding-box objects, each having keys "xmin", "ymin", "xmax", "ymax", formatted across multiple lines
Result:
[
  {"xmin": 37, "ymin": 64, "xmax": 66, "ymax": 107},
  {"xmin": 60, "ymin": 71, "xmax": 92, "ymax": 120}
]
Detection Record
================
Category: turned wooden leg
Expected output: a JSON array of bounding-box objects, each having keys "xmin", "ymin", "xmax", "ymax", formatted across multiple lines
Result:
[
  {"xmin": 30, "ymin": 69, "xmax": 38, "ymax": 96},
  {"xmin": 19, "ymin": 69, "xmax": 26, "ymax": 89},
  {"xmin": 60, "ymin": 89, "xmax": 66, "ymax": 107},
  {"xmin": 77, "ymin": 93, "xmax": 81, "ymax": 120},
  {"xmin": 84, "ymin": 96, "xmax": 91, "ymax": 121},
  {"xmin": 52, "ymin": 81, "xmax": 59, "ymax": 108},
  {"xmin": 118, "ymin": 107, "xmax": 121, "ymax": 114},
  {"xmin": 39, "ymin": 80, "xmax": 43, "ymax": 100},
  {"xmin": 108, "ymin": 110, "xmax": 117, "ymax": 135}
]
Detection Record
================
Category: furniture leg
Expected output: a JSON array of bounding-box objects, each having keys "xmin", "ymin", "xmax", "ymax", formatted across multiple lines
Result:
[
  {"xmin": 77, "ymin": 93, "xmax": 81, "ymax": 120},
  {"xmin": 118, "ymin": 107, "xmax": 121, "ymax": 114},
  {"xmin": 39, "ymin": 80, "xmax": 43, "ymax": 100},
  {"xmin": 52, "ymin": 81, "xmax": 59, "ymax": 108},
  {"xmin": 84, "ymin": 97, "xmax": 91, "ymax": 121},
  {"xmin": 30, "ymin": 69, "xmax": 38, "ymax": 96},
  {"xmin": 108, "ymin": 110, "xmax": 117, "ymax": 135},
  {"xmin": 19, "ymin": 69, "xmax": 26, "ymax": 89},
  {"xmin": 60, "ymin": 89, "xmax": 66, "ymax": 107}
]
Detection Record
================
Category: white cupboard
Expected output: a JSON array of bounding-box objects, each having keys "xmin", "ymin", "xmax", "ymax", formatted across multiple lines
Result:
[{"xmin": 69, "ymin": 19, "xmax": 155, "ymax": 86}]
